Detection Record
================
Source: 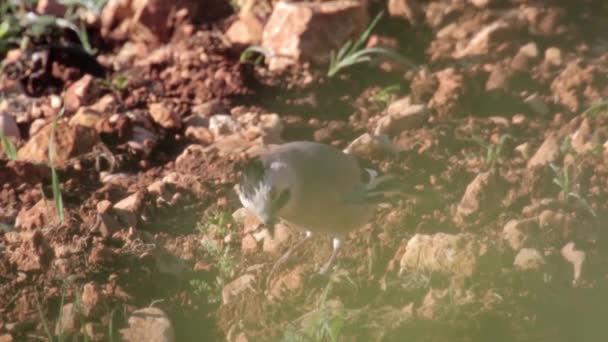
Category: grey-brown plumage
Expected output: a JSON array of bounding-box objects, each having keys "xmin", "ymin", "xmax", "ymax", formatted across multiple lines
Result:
[
  {"xmin": 237, "ymin": 141, "xmax": 378, "ymax": 279},
  {"xmin": 262, "ymin": 141, "xmax": 374, "ymax": 236}
]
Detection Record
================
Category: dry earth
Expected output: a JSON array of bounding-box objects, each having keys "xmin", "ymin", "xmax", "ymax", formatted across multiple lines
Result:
[{"xmin": 1, "ymin": 0, "xmax": 608, "ymax": 341}]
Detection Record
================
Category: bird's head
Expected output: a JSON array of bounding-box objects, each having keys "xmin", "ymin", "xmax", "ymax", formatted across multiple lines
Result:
[{"xmin": 237, "ymin": 158, "xmax": 292, "ymax": 238}]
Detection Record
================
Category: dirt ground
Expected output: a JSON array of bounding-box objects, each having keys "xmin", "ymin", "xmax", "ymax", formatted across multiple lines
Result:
[{"xmin": 1, "ymin": 0, "xmax": 608, "ymax": 341}]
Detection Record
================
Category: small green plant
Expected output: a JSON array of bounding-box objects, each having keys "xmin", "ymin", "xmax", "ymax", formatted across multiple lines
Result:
[
  {"xmin": 283, "ymin": 272, "xmax": 351, "ymax": 342},
  {"xmin": 327, "ymin": 11, "xmax": 414, "ymax": 77},
  {"xmin": 35, "ymin": 288, "xmax": 56, "ymax": 342},
  {"xmin": 239, "ymin": 45, "xmax": 272, "ymax": 65},
  {"xmin": 196, "ymin": 210, "xmax": 233, "ymax": 238},
  {"xmin": 0, "ymin": 1, "xmax": 101, "ymax": 56},
  {"xmin": 472, "ymin": 134, "xmax": 513, "ymax": 171},
  {"xmin": 49, "ymin": 106, "xmax": 65, "ymax": 223},
  {"xmin": 0, "ymin": 130, "xmax": 17, "ymax": 160},
  {"xmin": 190, "ymin": 238, "xmax": 236, "ymax": 304},
  {"xmin": 97, "ymin": 74, "xmax": 129, "ymax": 91},
  {"xmin": 371, "ymin": 84, "xmax": 402, "ymax": 108},
  {"xmin": 549, "ymin": 137, "xmax": 600, "ymax": 217},
  {"xmin": 582, "ymin": 98, "xmax": 608, "ymax": 117}
]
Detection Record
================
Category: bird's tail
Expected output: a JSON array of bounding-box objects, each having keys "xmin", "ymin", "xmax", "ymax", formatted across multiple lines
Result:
[{"xmin": 344, "ymin": 169, "xmax": 412, "ymax": 204}]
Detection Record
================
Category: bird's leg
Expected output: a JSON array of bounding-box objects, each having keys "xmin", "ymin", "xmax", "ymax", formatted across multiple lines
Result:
[
  {"xmin": 266, "ymin": 231, "xmax": 312, "ymax": 288},
  {"xmin": 318, "ymin": 237, "xmax": 341, "ymax": 275}
]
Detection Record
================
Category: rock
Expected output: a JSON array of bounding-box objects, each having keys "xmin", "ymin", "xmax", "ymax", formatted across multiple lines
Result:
[
  {"xmin": 262, "ymin": 223, "xmax": 292, "ymax": 254},
  {"xmin": 486, "ymin": 64, "xmax": 514, "ymax": 90},
  {"xmin": 374, "ymin": 97, "xmax": 429, "ymax": 136},
  {"xmin": 343, "ymin": 133, "xmax": 395, "ymax": 158},
  {"xmin": 551, "ymin": 60, "xmax": 598, "ymax": 112},
  {"xmin": 149, "ymin": 102, "xmax": 181, "ymax": 130},
  {"xmin": 81, "ymin": 282, "xmax": 101, "ymax": 317},
  {"xmin": 17, "ymin": 120, "xmax": 98, "ymax": 167},
  {"xmin": 120, "ymin": 307, "xmax": 175, "ymax": 342},
  {"xmin": 524, "ymin": 94, "xmax": 549, "ymax": 116},
  {"xmin": 241, "ymin": 234, "xmax": 259, "ymax": 254},
  {"xmin": 153, "ymin": 248, "xmax": 190, "ymax": 278},
  {"xmin": 502, "ymin": 219, "xmax": 535, "ymax": 250},
  {"xmin": 570, "ymin": 117, "xmax": 597, "ymax": 154},
  {"xmin": 544, "ymin": 47, "xmax": 562, "ymax": 66},
  {"xmin": 453, "ymin": 20, "xmax": 511, "ymax": 58},
  {"xmin": 7, "ymin": 230, "xmax": 54, "ymax": 272},
  {"xmin": 527, "ymin": 134, "xmax": 560, "ymax": 169},
  {"xmin": 15, "ymin": 198, "xmax": 59, "ymax": 230},
  {"xmin": 209, "ymin": 115, "xmax": 239, "ymax": 138},
  {"xmin": 83, "ymin": 322, "xmax": 106, "ymax": 341},
  {"xmin": 0, "ymin": 334, "xmax": 14, "ymax": 342},
  {"xmin": 417, "ymin": 288, "xmax": 475, "ymax": 320},
  {"xmin": 261, "ymin": 0, "xmax": 369, "ymax": 71},
  {"xmin": 88, "ymin": 245, "xmax": 117, "ymax": 266},
  {"xmin": 222, "ymin": 274, "xmax": 256, "ymax": 305},
  {"xmin": 185, "ymin": 126, "xmax": 214, "ymax": 145},
  {"xmin": 64, "ymin": 75, "xmax": 98, "ymax": 112},
  {"xmin": 513, "ymin": 248, "xmax": 545, "ymax": 270},
  {"xmin": 101, "ymin": 0, "xmax": 173, "ymax": 45},
  {"xmin": 428, "ymin": 68, "xmax": 465, "ymax": 117},
  {"xmin": 514, "ymin": 142, "xmax": 531, "ymax": 159},
  {"xmin": 258, "ymin": 113, "xmax": 284, "ymax": 140},
  {"xmin": 511, "ymin": 42, "xmax": 538, "ymax": 71},
  {"xmin": 36, "ymin": 0, "xmax": 67, "ymax": 16},
  {"xmin": 225, "ymin": 12, "xmax": 264, "ymax": 46},
  {"xmin": 469, "ymin": 0, "xmax": 490, "ymax": 7},
  {"xmin": 184, "ymin": 114, "xmax": 213, "ymax": 144},
  {"xmin": 561, "ymin": 242, "xmax": 585, "ymax": 286},
  {"xmin": 454, "ymin": 172, "xmax": 499, "ymax": 223},
  {"xmin": 267, "ymin": 265, "xmax": 306, "ymax": 300},
  {"xmin": 233, "ymin": 208, "xmax": 262, "ymax": 234},
  {"xmin": 113, "ymin": 192, "xmax": 143, "ymax": 228},
  {"xmin": 69, "ymin": 108, "xmax": 103, "ymax": 128},
  {"xmin": 0, "ymin": 112, "xmax": 20, "ymax": 139},
  {"xmin": 399, "ymin": 233, "xmax": 483, "ymax": 280},
  {"xmin": 387, "ymin": 0, "xmax": 423, "ymax": 25},
  {"xmin": 55, "ymin": 303, "xmax": 78, "ymax": 337},
  {"xmin": 29, "ymin": 119, "xmax": 47, "ymax": 136}
]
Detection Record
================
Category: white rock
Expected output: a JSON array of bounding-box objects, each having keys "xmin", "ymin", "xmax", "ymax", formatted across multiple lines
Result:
[
  {"xmin": 561, "ymin": 242, "xmax": 585, "ymax": 286},
  {"xmin": 120, "ymin": 307, "xmax": 175, "ymax": 342},
  {"xmin": 502, "ymin": 219, "xmax": 532, "ymax": 251},
  {"xmin": 513, "ymin": 248, "xmax": 545, "ymax": 271},
  {"xmin": 209, "ymin": 114, "xmax": 239, "ymax": 138},
  {"xmin": 374, "ymin": 97, "xmax": 429, "ymax": 136},
  {"xmin": 343, "ymin": 133, "xmax": 395, "ymax": 158},
  {"xmin": 399, "ymin": 233, "xmax": 482, "ymax": 279}
]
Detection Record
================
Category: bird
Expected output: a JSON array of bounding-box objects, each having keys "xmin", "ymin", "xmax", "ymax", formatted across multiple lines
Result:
[{"xmin": 236, "ymin": 141, "xmax": 399, "ymax": 284}]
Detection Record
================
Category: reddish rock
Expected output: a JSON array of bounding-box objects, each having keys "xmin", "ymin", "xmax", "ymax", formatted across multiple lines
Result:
[
  {"xmin": 17, "ymin": 120, "xmax": 98, "ymax": 167},
  {"xmin": 225, "ymin": 13, "xmax": 264, "ymax": 46},
  {"xmin": 7, "ymin": 230, "xmax": 54, "ymax": 272},
  {"xmin": 262, "ymin": 0, "xmax": 369, "ymax": 71},
  {"xmin": 387, "ymin": 0, "xmax": 423, "ymax": 25},
  {"xmin": 64, "ymin": 75, "xmax": 99, "ymax": 112},
  {"xmin": 149, "ymin": 102, "xmax": 181, "ymax": 130}
]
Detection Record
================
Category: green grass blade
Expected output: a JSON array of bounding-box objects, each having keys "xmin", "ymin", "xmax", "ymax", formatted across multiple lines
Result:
[
  {"xmin": 352, "ymin": 10, "xmax": 384, "ymax": 52},
  {"xmin": 49, "ymin": 106, "xmax": 65, "ymax": 223},
  {"xmin": 0, "ymin": 131, "xmax": 17, "ymax": 160},
  {"xmin": 35, "ymin": 290, "xmax": 55, "ymax": 341}
]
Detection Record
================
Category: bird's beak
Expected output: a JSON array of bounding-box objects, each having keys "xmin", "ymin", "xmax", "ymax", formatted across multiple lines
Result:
[{"xmin": 262, "ymin": 217, "xmax": 276, "ymax": 239}]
